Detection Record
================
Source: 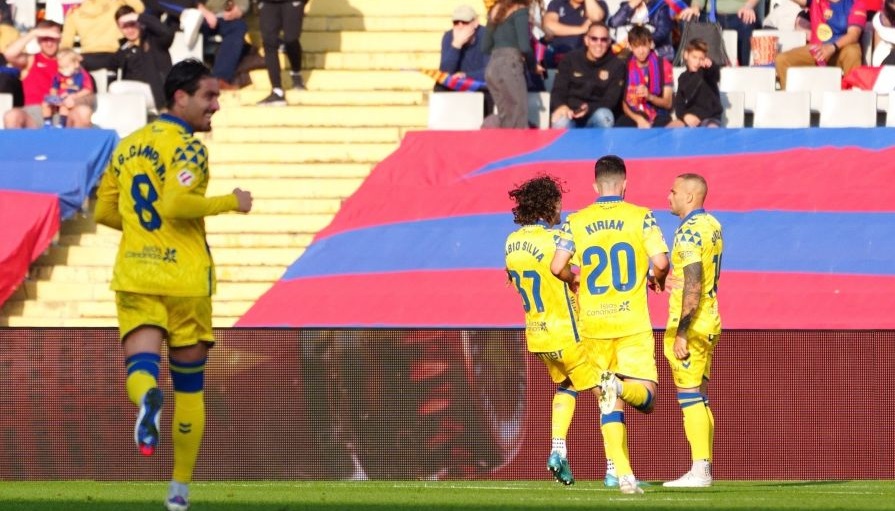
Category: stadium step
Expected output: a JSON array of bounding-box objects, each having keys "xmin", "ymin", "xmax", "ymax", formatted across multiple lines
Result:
[
  {"xmin": 211, "ymin": 163, "xmax": 373, "ymax": 179},
  {"xmin": 213, "ymin": 105, "xmax": 428, "ymax": 127},
  {"xmin": 304, "ymin": 0, "xmax": 472, "ymax": 17},
  {"xmin": 304, "ymin": 16, "xmax": 454, "ymax": 33},
  {"xmin": 301, "ymin": 51, "xmax": 440, "ymax": 71},
  {"xmin": 209, "ymin": 126, "xmax": 404, "ymax": 144},
  {"xmin": 247, "ymin": 69, "xmax": 435, "ymax": 92},
  {"xmin": 206, "ymin": 142, "xmax": 397, "ymax": 164},
  {"xmin": 217, "ymin": 91, "xmax": 427, "ymax": 108},
  {"xmin": 206, "ymin": 178, "xmax": 363, "ymax": 199}
]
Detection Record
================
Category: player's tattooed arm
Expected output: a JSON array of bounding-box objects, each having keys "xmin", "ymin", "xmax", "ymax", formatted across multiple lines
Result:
[{"xmin": 676, "ymin": 262, "xmax": 703, "ymax": 335}]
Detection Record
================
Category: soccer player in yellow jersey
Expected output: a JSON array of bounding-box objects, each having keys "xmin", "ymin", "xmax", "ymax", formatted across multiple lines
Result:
[
  {"xmin": 94, "ymin": 59, "xmax": 253, "ymax": 511},
  {"xmin": 505, "ymin": 175, "xmax": 605, "ymax": 487},
  {"xmin": 662, "ymin": 173, "xmax": 723, "ymax": 488},
  {"xmin": 551, "ymin": 155, "xmax": 669, "ymax": 494}
]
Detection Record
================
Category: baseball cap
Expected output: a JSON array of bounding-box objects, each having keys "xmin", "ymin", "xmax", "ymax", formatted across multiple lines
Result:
[{"xmin": 452, "ymin": 4, "xmax": 477, "ymax": 22}]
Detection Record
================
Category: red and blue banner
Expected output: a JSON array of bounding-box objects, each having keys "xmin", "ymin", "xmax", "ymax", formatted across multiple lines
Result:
[{"xmin": 238, "ymin": 129, "xmax": 895, "ymax": 330}]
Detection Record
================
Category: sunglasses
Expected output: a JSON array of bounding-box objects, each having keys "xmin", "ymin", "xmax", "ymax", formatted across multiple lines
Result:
[
  {"xmin": 586, "ymin": 35, "xmax": 610, "ymax": 42},
  {"xmin": 453, "ymin": 19, "xmax": 471, "ymax": 25},
  {"xmin": 118, "ymin": 21, "xmax": 139, "ymax": 29},
  {"xmin": 38, "ymin": 37, "xmax": 59, "ymax": 43}
]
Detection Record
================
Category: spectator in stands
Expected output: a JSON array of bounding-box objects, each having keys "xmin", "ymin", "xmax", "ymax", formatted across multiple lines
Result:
[
  {"xmin": 616, "ymin": 25, "xmax": 673, "ymax": 127},
  {"xmin": 550, "ymin": 22, "xmax": 626, "ymax": 128},
  {"xmin": 0, "ymin": 2, "xmax": 20, "ymax": 54},
  {"xmin": 543, "ymin": 0, "xmax": 609, "ymax": 67},
  {"xmin": 114, "ymin": 5, "xmax": 174, "ymax": 110},
  {"xmin": 774, "ymin": 0, "xmax": 865, "ymax": 89},
  {"xmin": 3, "ymin": 20, "xmax": 95, "ymax": 128},
  {"xmin": 0, "ymin": 54, "xmax": 24, "ymax": 109},
  {"xmin": 255, "ymin": 0, "xmax": 306, "ymax": 106},
  {"xmin": 41, "ymin": 48, "xmax": 93, "ymax": 127},
  {"xmin": 871, "ymin": 0, "xmax": 895, "ymax": 65},
  {"xmin": 435, "ymin": 4, "xmax": 493, "ymax": 116},
  {"xmin": 679, "ymin": 0, "xmax": 760, "ymax": 67},
  {"xmin": 61, "ymin": 0, "xmax": 146, "ymax": 71},
  {"xmin": 608, "ymin": 0, "xmax": 676, "ymax": 61},
  {"xmin": 483, "ymin": 0, "xmax": 536, "ymax": 128},
  {"xmin": 194, "ymin": 0, "xmax": 249, "ymax": 89},
  {"xmin": 668, "ymin": 38, "xmax": 722, "ymax": 127}
]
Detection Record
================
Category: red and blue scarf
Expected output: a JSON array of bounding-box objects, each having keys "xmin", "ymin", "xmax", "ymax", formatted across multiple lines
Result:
[{"xmin": 625, "ymin": 52, "xmax": 663, "ymax": 122}]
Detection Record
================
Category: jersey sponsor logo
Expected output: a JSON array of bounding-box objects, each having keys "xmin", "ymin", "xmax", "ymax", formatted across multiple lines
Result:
[{"xmin": 178, "ymin": 170, "xmax": 195, "ymax": 186}]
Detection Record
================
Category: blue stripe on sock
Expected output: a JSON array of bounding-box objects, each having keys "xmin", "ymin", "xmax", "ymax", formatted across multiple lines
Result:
[
  {"xmin": 169, "ymin": 358, "xmax": 206, "ymax": 393},
  {"xmin": 557, "ymin": 387, "xmax": 578, "ymax": 397},
  {"xmin": 633, "ymin": 389, "xmax": 654, "ymax": 412},
  {"xmin": 125, "ymin": 353, "xmax": 161, "ymax": 380},
  {"xmin": 600, "ymin": 411, "xmax": 625, "ymax": 425},
  {"xmin": 677, "ymin": 391, "xmax": 706, "ymax": 409}
]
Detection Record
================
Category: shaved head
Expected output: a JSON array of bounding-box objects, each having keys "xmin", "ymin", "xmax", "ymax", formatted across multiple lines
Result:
[
  {"xmin": 668, "ymin": 173, "xmax": 708, "ymax": 219},
  {"xmin": 677, "ymin": 173, "xmax": 707, "ymax": 203}
]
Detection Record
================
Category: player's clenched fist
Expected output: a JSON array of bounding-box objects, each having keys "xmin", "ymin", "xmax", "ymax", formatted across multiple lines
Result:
[{"xmin": 233, "ymin": 188, "xmax": 253, "ymax": 212}]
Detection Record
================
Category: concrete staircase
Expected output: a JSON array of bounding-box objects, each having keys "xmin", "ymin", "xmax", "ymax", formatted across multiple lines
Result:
[{"xmin": 1, "ymin": 0, "xmax": 473, "ymax": 327}]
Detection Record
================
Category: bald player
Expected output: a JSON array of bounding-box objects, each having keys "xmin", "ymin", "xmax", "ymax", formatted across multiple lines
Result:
[{"xmin": 662, "ymin": 173, "xmax": 724, "ymax": 488}]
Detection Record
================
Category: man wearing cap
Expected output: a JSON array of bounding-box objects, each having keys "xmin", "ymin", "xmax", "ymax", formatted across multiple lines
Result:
[
  {"xmin": 438, "ymin": 4, "xmax": 493, "ymax": 115},
  {"xmin": 3, "ymin": 19, "xmax": 95, "ymax": 128}
]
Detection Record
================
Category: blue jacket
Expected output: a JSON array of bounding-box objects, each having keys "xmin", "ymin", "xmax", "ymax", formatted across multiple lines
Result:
[
  {"xmin": 608, "ymin": 0, "xmax": 675, "ymax": 61},
  {"xmin": 439, "ymin": 25, "xmax": 489, "ymax": 83}
]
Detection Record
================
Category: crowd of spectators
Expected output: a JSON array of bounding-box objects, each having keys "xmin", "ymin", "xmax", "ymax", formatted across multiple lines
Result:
[{"xmin": 437, "ymin": 0, "xmax": 888, "ymax": 128}]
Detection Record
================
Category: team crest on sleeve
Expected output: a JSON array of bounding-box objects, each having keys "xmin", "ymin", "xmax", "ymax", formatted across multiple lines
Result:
[
  {"xmin": 643, "ymin": 211, "xmax": 658, "ymax": 229},
  {"xmin": 177, "ymin": 169, "xmax": 195, "ymax": 186}
]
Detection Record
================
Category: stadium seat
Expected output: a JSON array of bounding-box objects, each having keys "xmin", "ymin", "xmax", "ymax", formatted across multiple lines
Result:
[
  {"xmin": 0, "ymin": 93, "xmax": 12, "ymax": 129},
  {"xmin": 752, "ymin": 91, "xmax": 810, "ymax": 127},
  {"xmin": 108, "ymin": 79, "xmax": 158, "ymax": 116},
  {"xmin": 672, "ymin": 66, "xmax": 685, "ymax": 92},
  {"xmin": 873, "ymin": 65, "xmax": 895, "ymax": 113},
  {"xmin": 527, "ymin": 92, "xmax": 550, "ymax": 129},
  {"xmin": 170, "ymin": 31, "xmax": 204, "ymax": 65},
  {"xmin": 785, "ymin": 66, "xmax": 841, "ymax": 111},
  {"xmin": 819, "ymin": 90, "xmax": 878, "ymax": 127},
  {"xmin": 720, "ymin": 91, "xmax": 745, "ymax": 128},
  {"xmin": 887, "ymin": 95, "xmax": 895, "ymax": 127},
  {"xmin": 862, "ymin": 20, "xmax": 874, "ymax": 66},
  {"xmin": 722, "ymin": 29, "xmax": 738, "ymax": 66},
  {"xmin": 427, "ymin": 91, "xmax": 484, "ymax": 130},
  {"xmin": 719, "ymin": 66, "xmax": 777, "ymax": 112},
  {"xmin": 92, "ymin": 92, "xmax": 147, "ymax": 137},
  {"xmin": 89, "ymin": 68, "xmax": 111, "ymax": 94},
  {"xmin": 544, "ymin": 69, "xmax": 557, "ymax": 93}
]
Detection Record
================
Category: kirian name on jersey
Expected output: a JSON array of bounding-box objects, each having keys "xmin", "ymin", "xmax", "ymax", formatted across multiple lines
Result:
[
  {"xmin": 506, "ymin": 240, "xmax": 545, "ymax": 262},
  {"xmin": 584, "ymin": 219, "xmax": 624, "ymax": 235},
  {"xmin": 116, "ymin": 143, "xmax": 166, "ymax": 181}
]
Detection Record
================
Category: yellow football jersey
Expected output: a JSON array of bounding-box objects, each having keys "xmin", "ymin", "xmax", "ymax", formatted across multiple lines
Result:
[
  {"xmin": 557, "ymin": 197, "xmax": 668, "ymax": 339},
  {"xmin": 505, "ymin": 224, "xmax": 580, "ymax": 353},
  {"xmin": 667, "ymin": 209, "xmax": 723, "ymax": 335},
  {"xmin": 95, "ymin": 114, "xmax": 239, "ymax": 297}
]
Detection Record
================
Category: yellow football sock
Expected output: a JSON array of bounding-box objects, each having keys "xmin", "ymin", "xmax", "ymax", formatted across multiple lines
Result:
[
  {"xmin": 172, "ymin": 391, "xmax": 205, "ymax": 483},
  {"xmin": 679, "ymin": 393, "xmax": 712, "ymax": 461},
  {"xmin": 705, "ymin": 403, "xmax": 715, "ymax": 460},
  {"xmin": 619, "ymin": 380, "xmax": 652, "ymax": 411},
  {"xmin": 551, "ymin": 389, "xmax": 577, "ymax": 439},
  {"xmin": 126, "ymin": 371, "xmax": 158, "ymax": 407},
  {"xmin": 600, "ymin": 412, "xmax": 632, "ymax": 477}
]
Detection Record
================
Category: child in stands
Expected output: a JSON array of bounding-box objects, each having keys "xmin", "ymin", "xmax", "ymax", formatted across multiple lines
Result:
[
  {"xmin": 41, "ymin": 48, "xmax": 93, "ymax": 127},
  {"xmin": 668, "ymin": 38, "xmax": 722, "ymax": 127}
]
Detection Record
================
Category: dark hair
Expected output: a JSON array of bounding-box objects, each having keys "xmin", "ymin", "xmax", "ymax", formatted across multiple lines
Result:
[
  {"xmin": 114, "ymin": 5, "xmax": 136, "ymax": 20},
  {"xmin": 492, "ymin": 0, "xmax": 531, "ymax": 25},
  {"xmin": 164, "ymin": 58, "xmax": 212, "ymax": 109},
  {"xmin": 627, "ymin": 25, "xmax": 653, "ymax": 47},
  {"xmin": 508, "ymin": 175, "xmax": 565, "ymax": 226},
  {"xmin": 685, "ymin": 38, "xmax": 709, "ymax": 55},
  {"xmin": 594, "ymin": 155, "xmax": 626, "ymax": 182}
]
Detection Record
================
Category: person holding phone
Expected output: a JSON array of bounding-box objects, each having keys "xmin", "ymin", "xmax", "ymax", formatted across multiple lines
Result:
[{"xmin": 549, "ymin": 22, "xmax": 626, "ymax": 128}]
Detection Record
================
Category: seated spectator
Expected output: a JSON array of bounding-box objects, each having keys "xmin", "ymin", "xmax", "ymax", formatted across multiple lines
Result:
[
  {"xmin": 3, "ymin": 20, "xmax": 95, "ymax": 128},
  {"xmin": 0, "ymin": 2, "xmax": 20, "ymax": 54},
  {"xmin": 113, "ymin": 5, "xmax": 174, "ymax": 109},
  {"xmin": 668, "ymin": 38, "xmax": 722, "ymax": 127},
  {"xmin": 872, "ymin": 0, "xmax": 895, "ymax": 65},
  {"xmin": 437, "ymin": 4, "xmax": 494, "ymax": 115},
  {"xmin": 679, "ymin": 0, "xmax": 760, "ymax": 67},
  {"xmin": 774, "ymin": 0, "xmax": 865, "ymax": 89},
  {"xmin": 61, "ymin": 0, "xmax": 146, "ymax": 71},
  {"xmin": 608, "ymin": 0, "xmax": 675, "ymax": 61},
  {"xmin": 616, "ymin": 25, "xmax": 673, "ymax": 127},
  {"xmin": 543, "ymin": 0, "xmax": 609, "ymax": 67},
  {"xmin": 195, "ymin": 0, "xmax": 249, "ymax": 89},
  {"xmin": 550, "ymin": 22, "xmax": 626, "ymax": 128},
  {"xmin": 41, "ymin": 48, "xmax": 93, "ymax": 127}
]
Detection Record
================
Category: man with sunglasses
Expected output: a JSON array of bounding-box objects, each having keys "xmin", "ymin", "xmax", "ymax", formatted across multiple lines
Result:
[
  {"xmin": 113, "ymin": 4, "xmax": 175, "ymax": 110},
  {"xmin": 3, "ymin": 19, "xmax": 95, "ymax": 128},
  {"xmin": 437, "ymin": 4, "xmax": 492, "ymax": 115},
  {"xmin": 550, "ymin": 22, "xmax": 626, "ymax": 128}
]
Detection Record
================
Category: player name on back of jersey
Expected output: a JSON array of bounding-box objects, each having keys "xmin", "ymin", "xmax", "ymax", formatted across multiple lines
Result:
[
  {"xmin": 584, "ymin": 219, "xmax": 624, "ymax": 234},
  {"xmin": 505, "ymin": 240, "xmax": 546, "ymax": 262},
  {"xmin": 115, "ymin": 143, "xmax": 165, "ymax": 177}
]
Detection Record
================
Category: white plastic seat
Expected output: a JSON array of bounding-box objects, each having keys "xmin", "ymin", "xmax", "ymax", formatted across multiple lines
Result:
[
  {"xmin": 108, "ymin": 79, "xmax": 158, "ymax": 116},
  {"xmin": 427, "ymin": 91, "xmax": 484, "ymax": 130},
  {"xmin": 722, "ymin": 29, "xmax": 738, "ymax": 66},
  {"xmin": 672, "ymin": 66, "xmax": 685, "ymax": 92},
  {"xmin": 887, "ymin": 95, "xmax": 895, "ymax": 126},
  {"xmin": 719, "ymin": 66, "xmax": 777, "ymax": 112},
  {"xmin": 784, "ymin": 66, "xmax": 841, "ymax": 111},
  {"xmin": 89, "ymin": 68, "xmax": 111, "ymax": 93},
  {"xmin": 0, "ymin": 93, "xmax": 13, "ymax": 129},
  {"xmin": 92, "ymin": 92, "xmax": 148, "ymax": 137},
  {"xmin": 527, "ymin": 91, "xmax": 550, "ymax": 129},
  {"xmin": 818, "ymin": 90, "xmax": 878, "ymax": 127},
  {"xmin": 753, "ymin": 91, "xmax": 810, "ymax": 127},
  {"xmin": 169, "ymin": 31, "xmax": 204, "ymax": 65},
  {"xmin": 720, "ymin": 91, "xmax": 745, "ymax": 127}
]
